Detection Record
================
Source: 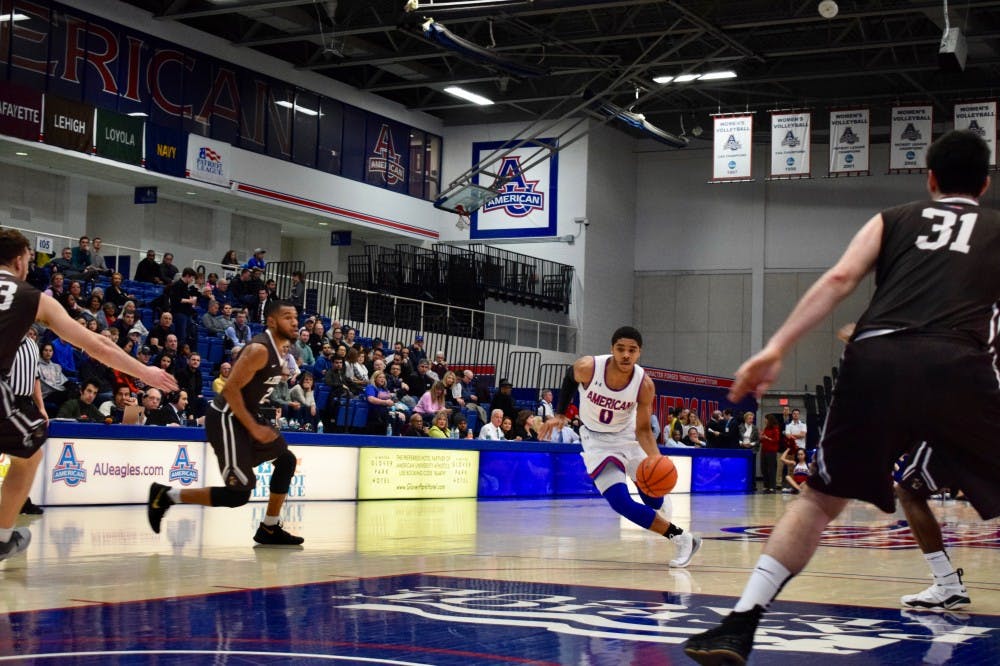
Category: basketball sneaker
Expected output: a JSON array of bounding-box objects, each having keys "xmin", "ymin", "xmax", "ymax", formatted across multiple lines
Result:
[
  {"xmin": 683, "ymin": 605, "xmax": 763, "ymax": 666},
  {"xmin": 669, "ymin": 531, "xmax": 701, "ymax": 568},
  {"xmin": 20, "ymin": 498, "xmax": 44, "ymax": 515},
  {"xmin": 901, "ymin": 570, "xmax": 970, "ymax": 610},
  {"xmin": 0, "ymin": 528, "xmax": 32, "ymax": 561},
  {"xmin": 147, "ymin": 482, "xmax": 174, "ymax": 534},
  {"xmin": 253, "ymin": 521, "xmax": 304, "ymax": 546}
]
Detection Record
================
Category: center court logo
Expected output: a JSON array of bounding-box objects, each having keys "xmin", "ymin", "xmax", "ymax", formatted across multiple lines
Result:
[
  {"xmin": 718, "ymin": 520, "xmax": 1000, "ymax": 550},
  {"xmin": 481, "ymin": 156, "xmax": 544, "ymax": 218},
  {"xmin": 169, "ymin": 444, "xmax": 198, "ymax": 485},
  {"xmin": 52, "ymin": 443, "xmax": 86, "ymax": 486}
]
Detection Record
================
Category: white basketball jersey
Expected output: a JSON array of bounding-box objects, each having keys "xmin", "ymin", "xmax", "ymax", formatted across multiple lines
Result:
[{"xmin": 577, "ymin": 355, "xmax": 644, "ymax": 434}]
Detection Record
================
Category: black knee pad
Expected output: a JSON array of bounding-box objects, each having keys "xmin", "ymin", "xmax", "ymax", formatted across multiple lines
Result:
[
  {"xmin": 210, "ymin": 487, "xmax": 252, "ymax": 508},
  {"xmin": 269, "ymin": 450, "xmax": 297, "ymax": 495}
]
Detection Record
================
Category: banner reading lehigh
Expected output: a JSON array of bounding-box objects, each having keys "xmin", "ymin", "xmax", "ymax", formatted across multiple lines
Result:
[
  {"xmin": 889, "ymin": 105, "xmax": 932, "ymax": 172},
  {"xmin": 712, "ymin": 114, "xmax": 753, "ymax": 181},
  {"xmin": 954, "ymin": 101, "xmax": 997, "ymax": 167},
  {"xmin": 769, "ymin": 112, "xmax": 810, "ymax": 178},
  {"xmin": 186, "ymin": 135, "xmax": 231, "ymax": 186},
  {"xmin": 829, "ymin": 108, "xmax": 870, "ymax": 175}
]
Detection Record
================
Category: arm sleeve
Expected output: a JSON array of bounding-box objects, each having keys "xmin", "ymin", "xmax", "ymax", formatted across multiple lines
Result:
[{"xmin": 555, "ymin": 366, "xmax": 577, "ymax": 415}]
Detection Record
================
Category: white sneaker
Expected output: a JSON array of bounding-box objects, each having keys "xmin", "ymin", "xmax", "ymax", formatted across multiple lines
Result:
[
  {"xmin": 669, "ymin": 532, "xmax": 701, "ymax": 568},
  {"xmin": 901, "ymin": 571, "xmax": 970, "ymax": 610},
  {"xmin": 0, "ymin": 527, "xmax": 31, "ymax": 561}
]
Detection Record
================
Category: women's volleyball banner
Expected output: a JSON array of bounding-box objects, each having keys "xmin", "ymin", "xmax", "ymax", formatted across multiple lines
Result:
[
  {"xmin": 712, "ymin": 114, "xmax": 754, "ymax": 181},
  {"xmin": 829, "ymin": 109, "xmax": 870, "ymax": 175},
  {"xmin": 769, "ymin": 112, "xmax": 810, "ymax": 178},
  {"xmin": 954, "ymin": 102, "xmax": 997, "ymax": 166},
  {"xmin": 889, "ymin": 105, "xmax": 932, "ymax": 172}
]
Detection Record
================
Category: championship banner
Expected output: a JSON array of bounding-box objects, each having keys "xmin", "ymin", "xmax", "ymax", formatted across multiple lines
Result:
[
  {"xmin": 769, "ymin": 111, "xmax": 810, "ymax": 179},
  {"xmin": 712, "ymin": 114, "xmax": 753, "ymax": 181},
  {"xmin": 95, "ymin": 109, "xmax": 143, "ymax": 166},
  {"xmin": 470, "ymin": 138, "xmax": 558, "ymax": 239},
  {"xmin": 829, "ymin": 108, "xmax": 870, "ymax": 175},
  {"xmin": 186, "ymin": 135, "xmax": 232, "ymax": 186},
  {"xmin": 43, "ymin": 95, "xmax": 94, "ymax": 153},
  {"xmin": 0, "ymin": 81, "xmax": 42, "ymax": 141},
  {"xmin": 954, "ymin": 101, "xmax": 997, "ymax": 167},
  {"xmin": 889, "ymin": 105, "xmax": 932, "ymax": 172}
]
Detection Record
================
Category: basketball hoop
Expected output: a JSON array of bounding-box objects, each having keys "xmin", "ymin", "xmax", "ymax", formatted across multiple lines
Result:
[{"xmin": 455, "ymin": 204, "xmax": 471, "ymax": 230}]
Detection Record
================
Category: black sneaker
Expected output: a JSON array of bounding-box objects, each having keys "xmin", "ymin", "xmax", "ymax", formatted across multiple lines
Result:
[
  {"xmin": 0, "ymin": 527, "xmax": 32, "ymax": 561},
  {"xmin": 20, "ymin": 498, "xmax": 44, "ymax": 515},
  {"xmin": 253, "ymin": 521, "xmax": 304, "ymax": 546},
  {"xmin": 683, "ymin": 605, "xmax": 763, "ymax": 665},
  {"xmin": 147, "ymin": 482, "xmax": 174, "ymax": 534}
]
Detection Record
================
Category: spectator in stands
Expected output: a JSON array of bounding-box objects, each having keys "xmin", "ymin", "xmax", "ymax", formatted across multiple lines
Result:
[
  {"xmin": 539, "ymin": 416, "xmax": 580, "ymax": 443},
  {"xmin": 213, "ymin": 278, "xmax": 235, "ymax": 308},
  {"xmin": 365, "ymin": 371, "xmax": 400, "ymax": 435},
  {"xmin": 245, "ymin": 247, "xmax": 267, "ymax": 271},
  {"xmin": 249, "ymin": 288, "xmax": 271, "ymax": 325},
  {"xmin": 293, "ymin": 327, "xmax": 315, "ymax": 368},
  {"xmin": 224, "ymin": 310, "xmax": 252, "ymax": 352},
  {"xmin": 686, "ymin": 412, "xmax": 706, "ymax": 440},
  {"xmin": 212, "ymin": 362, "xmax": 231, "ymax": 394},
  {"xmin": 537, "ymin": 389, "xmax": 555, "ymax": 421},
  {"xmin": 220, "ymin": 250, "xmax": 239, "ymax": 274},
  {"xmin": 229, "ymin": 268, "xmax": 251, "ymax": 305},
  {"xmin": 759, "ymin": 413, "xmax": 782, "ymax": 493},
  {"xmin": 784, "ymin": 408, "xmax": 807, "ymax": 449},
  {"xmin": 159, "ymin": 252, "xmax": 179, "ymax": 284},
  {"xmin": 308, "ymin": 320, "xmax": 328, "ymax": 357},
  {"xmin": 441, "ymin": 370, "xmax": 462, "ymax": 414},
  {"xmin": 89, "ymin": 237, "xmax": 111, "ymax": 276},
  {"xmin": 415, "ymin": 380, "xmax": 448, "ymax": 422},
  {"xmin": 404, "ymin": 412, "xmax": 428, "ymax": 437},
  {"xmin": 478, "ymin": 409, "xmax": 504, "ymax": 440},
  {"xmin": 684, "ymin": 427, "xmax": 706, "ymax": 447},
  {"xmin": 425, "ymin": 410, "xmax": 452, "ymax": 438},
  {"xmin": 408, "ymin": 334, "xmax": 427, "ymax": 367},
  {"xmin": 78, "ymin": 294, "xmax": 102, "ymax": 329},
  {"xmin": 56, "ymin": 379, "xmax": 103, "ymax": 422},
  {"xmin": 289, "ymin": 271, "xmax": 305, "ymax": 311},
  {"xmin": 406, "ymin": 359, "xmax": 435, "ymax": 401},
  {"xmin": 266, "ymin": 370, "xmax": 293, "ymax": 421},
  {"xmin": 720, "ymin": 408, "xmax": 740, "ymax": 449},
  {"xmin": 135, "ymin": 249, "xmax": 160, "ymax": 284},
  {"xmin": 385, "ymin": 362, "xmax": 414, "ymax": 410},
  {"xmin": 345, "ymin": 347, "xmax": 369, "ymax": 392},
  {"xmin": 44, "ymin": 272, "xmax": 65, "ymax": 301},
  {"xmin": 665, "ymin": 425, "xmax": 695, "ymax": 448},
  {"xmin": 491, "ymin": 379, "xmax": 518, "ymax": 421},
  {"xmin": 162, "ymin": 390, "xmax": 197, "ymax": 426},
  {"xmin": 140, "ymin": 387, "xmax": 174, "ymax": 425},
  {"xmin": 168, "ymin": 267, "xmax": 198, "ymax": 345},
  {"xmin": 738, "ymin": 411, "xmax": 759, "ymax": 451},
  {"xmin": 97, "ymin": 302, "xmax": 117, "ymax": 330},
  {"xmin": 288, "ymin": 372, "xmax": 318, "ymax": 431},
  {"xmin": 456, "ymin": 370, "xmax": 487, "ymax": 427},
  {"xmin": 154, "ymin": 352, "xmax": 176, "ymax": 380},
  {"xmin": 175, "ymin": 352, "xmax": 205, "ymax": 418},
  {"xmin": 311, "ymin": 342, "xmax": 335, "ymax": 381},
  {"xmin": 101, "ymin": 385, "xmax": 137, "ymax": 424},
  {"xmin": 147, "ymin": 312, "xmax": 174, "ymax": 350},
  {"xmin": 70, "ymin": 236, "xmax": 100, "ymax": 281},
  {"xmin": 706, "ymin": 409, "xmax": 725, "ymax": 448},
  {"xmin": 343, "ymin": 327, "xmax": 357, "ymax": 349},
  {"xmin": 264, "ymin": 278, "xmax": 278, "ymax": 299},
  {"xmin": 114, "ymin": 310, "xmax": 138, "ymax": 347},
  {"xmin": 514, "ymin": 410, "xmax": 539, "ymax": 441},
  {"xmin": 394, "ymin": 347, "xmax": 413, "ymax": 376},
  {"xmin": 49, "ymin": 247, "xmax": 82, "ymax": 280},
  {"xmin": 385, "ymin": 341, "xmax": 404, "ymax": 365},
  {"xmin": 37, "ymin": 342, "xmax": 70, "ymax": 407},
  {"xmin": 200, "ymin": 300, "xmax": 227, "ymax": 336},
  {"xmin": 103, "ymin": 272, "xmax": 133, "ymax": 309},
  {"xmin": 501, "ymin": 416, "xmax": 519, "ymax": 441},
  {"xmin": 245, "ymin": 268, "xmax": 265, "ymax": 305},
  {"xmin": 453, "ymin": 415, "xmax": 473, "ymax": 439},
  {"xmin": 430, "ymin": 351, "xmax": 448, "ymax": 380}
]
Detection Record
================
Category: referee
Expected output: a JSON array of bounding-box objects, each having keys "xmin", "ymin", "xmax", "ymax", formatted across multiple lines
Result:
[{"xmin": 6, "ymin": 336, "xmax": 46, "ymax": 515}]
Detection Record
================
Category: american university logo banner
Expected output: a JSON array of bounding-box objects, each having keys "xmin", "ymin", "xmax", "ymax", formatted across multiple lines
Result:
[
  {"xmin": 889, "ymin": 105, "xmax": 933, "ymax": 172},
  {"xmin": 829, "ymin": 108, "xmax": 870, "ymax": 175},
  {"xmin": 954, "ymin": 101, "xmax": 997, "ymax": 167},
  {"xmin": 769, "ymin": 111, "xmax": 810, "ymax": 179},
  {"xmin": 712, "ymin": 114, "xmax": 754, "ymax": 182},
  {"xmin": 470, "ymin": 138, "xmax": 558, "ymax": 239}
]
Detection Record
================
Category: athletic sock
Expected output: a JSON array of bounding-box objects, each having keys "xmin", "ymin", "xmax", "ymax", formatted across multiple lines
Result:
[
  {"xmin": 664, "ymin": 523, "xmax": 684, "ymax": 539},
  {"xmin": 925, "ymin": 551, "xmax": 960, "ymax": 586},
  {"xmin": 0, "ymin": 527, "xmax": 12, "ymax": 542},
  {"xmin": 167, "ymin": 488, "xmax": 182, "ymax": 502},
  {"xmin": 734, "ymin": 554, "xmax": 792, "ymax": 612},
  {"xmin": 262, "ymin": 514, "xmax": 280, "ymax": 526}
]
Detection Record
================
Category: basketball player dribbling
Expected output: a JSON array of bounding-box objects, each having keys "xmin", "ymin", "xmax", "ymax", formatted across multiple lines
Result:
[
  {"xmin": 538, "ymin": 326, "xmax": 701, "ymax": 568},
  {"xmin": 147, "ymin": 299, "xmax": 305, "ymax": 546}
]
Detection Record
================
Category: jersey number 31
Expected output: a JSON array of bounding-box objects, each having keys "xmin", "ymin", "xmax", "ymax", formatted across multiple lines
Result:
[{"xmin": 915, "ymin": 208, "xmax": 977, "ymax": 254}]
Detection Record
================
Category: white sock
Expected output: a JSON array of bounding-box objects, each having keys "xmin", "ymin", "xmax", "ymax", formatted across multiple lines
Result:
[
  {"xmin": 262, "ymin": 514, "xmax": 280, "ymax": 526},
  {"xmin": 0, "ymin": 527, "xmax": 12, "ymax": 542},
  {"xmin": 167, "ymin": 488, "xmax": 182, "ymax": 502},
  {"xmin": 925, "ymin": 551, "xmax": 960, "ymax": 586},
  {"xmin": 734, "ymin": 554, "xmax": 792, "ymax": 612}
]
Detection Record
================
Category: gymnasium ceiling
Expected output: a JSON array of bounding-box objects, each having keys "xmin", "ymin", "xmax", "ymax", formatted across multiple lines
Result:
[{"xmin": 118, "ymin": 0, "xmax": 1000, "ymax": 139}]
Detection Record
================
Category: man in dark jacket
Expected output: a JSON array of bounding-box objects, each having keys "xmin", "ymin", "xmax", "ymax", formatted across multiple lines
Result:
[
  {"xmin": 134, "ymin": 249, "xmax": 161, "ymax": 284},
  {"xmin": 56, "ymin": 380, "xmax": 105, "ymax": 422},
  {"xmin": 490, "ymin": 379, "xmax": 518, "ymax": 421}
]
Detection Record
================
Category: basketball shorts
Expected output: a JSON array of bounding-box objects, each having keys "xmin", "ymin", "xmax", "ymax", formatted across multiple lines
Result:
[
  {"xmin": 579, "ymin": 426, "xmax": 646, "ymax": 493},
  {"xmin": 0, "ymin": 381, "xmax": 47, "ymax": 458},
  {"xmin": 894, "ymin": 441, "xmax": 993, "ymax": 506},
  {"xmin": 807, "ymin": 331, "xmax": 1000, "ymax": 519},
  {"xmin": 206, "ymin": 402, "xmax": 289, "ymax": 491}
]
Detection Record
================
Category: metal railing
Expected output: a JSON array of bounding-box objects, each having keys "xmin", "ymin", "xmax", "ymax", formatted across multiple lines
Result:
[{"xmin": 3, "ymin": 225, "xmax": 146, "ymax": 273}]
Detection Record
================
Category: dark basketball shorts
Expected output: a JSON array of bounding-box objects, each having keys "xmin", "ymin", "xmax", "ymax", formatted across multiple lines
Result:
[
  {"xmin": 0, "ymin": 382, "xmax": 47, "ymax": 458},
  {"xmin": 206, "ymin": 402, "xmax": 289, "ymax": 491},
  {"xmin": 807, "ymin": 331, "xmax": 1000, "ymax": 520}
]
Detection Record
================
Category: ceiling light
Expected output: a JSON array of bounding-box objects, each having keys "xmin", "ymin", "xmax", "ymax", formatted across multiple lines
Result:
[
  {"xmin": 653, "ymin": 75, "xmax": 675, "ymax": 84},
  {"xmin": 318, "ymin": 221, "xmax": 329, "ymax": 226},
  {"xmin": 698, "ymin": 70, "xmax": 738, "ymax": 80},
  {"xmin": 0, "ymin": 13, "xmax": 29, "ymax": 22},
  {"xmin": 443, "ymin": 86, "xmax": 494, "ymax": 106},
  {"xmin": 276, "ymin": 100, "xmax": 319, "ymax": 116},
  {"xmin": 673, "ymin": 73, "xmax": 701, "ymax": 83},
  {"xmin": 127, "ymin": 112, "xmax": 148, "ymax": 117},
  {"xmin": 185, "ymin": 191, "xmax": 197, "ymax": 196},
  {"xmin": 15, "ymin": 151, "xmax": 28, "ymax": 156}
]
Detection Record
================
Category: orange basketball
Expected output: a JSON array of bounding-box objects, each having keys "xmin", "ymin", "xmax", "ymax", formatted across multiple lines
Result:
[{"xmin": 636, "ymin": 454, "xmax": 677, "ymax": 497}]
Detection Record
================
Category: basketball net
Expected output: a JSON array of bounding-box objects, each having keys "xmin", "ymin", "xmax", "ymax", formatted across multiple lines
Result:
[{"xmin": 455, "ymin": 204, "xmax": 471, "ymax": 230}]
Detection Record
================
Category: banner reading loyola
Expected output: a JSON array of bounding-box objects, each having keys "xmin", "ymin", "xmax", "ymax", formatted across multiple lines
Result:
[{"xmin": 95, "ymin": 109, "xmax": 143, "ymax": 166}]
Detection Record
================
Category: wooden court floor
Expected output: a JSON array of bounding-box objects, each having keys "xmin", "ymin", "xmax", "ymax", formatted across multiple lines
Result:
[{"xmin": 1, "ymin": 493, "xmax": 998, "ymax": 664}]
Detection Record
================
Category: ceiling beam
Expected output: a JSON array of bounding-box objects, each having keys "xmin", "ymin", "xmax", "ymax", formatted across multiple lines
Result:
[{"xmin": 160, "ymin": 0, "xmax": 317, "ymax": 20}]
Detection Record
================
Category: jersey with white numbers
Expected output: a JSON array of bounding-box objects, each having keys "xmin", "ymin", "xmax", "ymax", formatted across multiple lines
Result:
[
  {"xmin": 0, "ymin": 271, "xmax": 40, "ymax": 377},
  {"xmin": 577, "ymin": 355, "xmax": 644, "ymax": 434},
  {"xmin": 855, "ymin": 197, "xmax": 1000, "ymax": 346}
]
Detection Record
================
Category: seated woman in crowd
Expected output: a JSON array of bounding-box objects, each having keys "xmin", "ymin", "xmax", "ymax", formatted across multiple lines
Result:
[
  {"xmin": 38, "ymin": 342, "xmax": 71, "ymax": 407},
  {"xmin": 344, "ymin": 347, "xmax": 369, "ymax": 393},
  {"xmin": 211, "ymin": 362, "xmax": 232, "ymax": 394},
  {"xmin": 427, "ymin": 410, "xmax": 452, "ymax": 438},
  {"xmin": 364, "ymin": 370, "xmax": 404, "ymax": 435},
  {"xmin": 82, "ymin": 294, "xmax": 104, "ymax": 328},
  {"xmin": 513, "ymin": 410, "xmax": 539, "ymax": 441},
  {"xmin": 501, "ymin": 416, "xmax": 519, "ymax": 441},
  {"xmin": 415, "ymin": 380, "xmax": 448, "ymax": 422},
  {"xmin": 288, "ymin": 371, "xmax": 319, "ymax": 431}
]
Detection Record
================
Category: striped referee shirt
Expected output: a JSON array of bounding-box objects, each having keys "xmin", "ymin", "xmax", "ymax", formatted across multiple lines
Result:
[{"xmin": 7, "ymin": 337, "xmax": 40, "ymax": 398}]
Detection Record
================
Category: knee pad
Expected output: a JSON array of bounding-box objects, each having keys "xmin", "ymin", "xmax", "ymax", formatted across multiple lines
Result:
[
  {"xmin": 210, "ymin": 487, "xmax": 252, "ymax": 508},
  {"xmin": 602, "ymin": 483, "xmax": 655, "ymax": 529},
  {"xmin": 637, "ymin": 488, "xmax": 664, "ymax": 511},
  {"xmin": 269, "ymin": 450, "xmax": 297, "ymax": 495}
]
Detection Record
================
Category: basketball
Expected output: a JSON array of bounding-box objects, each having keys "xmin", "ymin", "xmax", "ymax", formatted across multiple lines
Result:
[{"xmin": 635, "ymin": 454, "xmax": 677, "ymax": 497}]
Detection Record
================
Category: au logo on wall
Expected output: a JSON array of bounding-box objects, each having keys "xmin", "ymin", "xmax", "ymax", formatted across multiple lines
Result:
[{"xmin": 470, "ymin": 138, "xmax": 558, "ymax": 239}]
